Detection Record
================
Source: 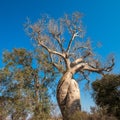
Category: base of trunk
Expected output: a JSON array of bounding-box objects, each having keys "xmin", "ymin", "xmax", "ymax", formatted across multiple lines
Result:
[{"xmin": 57, "ymin": 72, "xmax": 81, "ymax": 120}]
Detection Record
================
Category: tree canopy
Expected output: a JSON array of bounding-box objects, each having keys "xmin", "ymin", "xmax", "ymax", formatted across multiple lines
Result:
[
  {"xmin": 25, "ymin": 12, "xmax": 114, "ymax": 82},
  {"xmin": 0, "ymin": 48, "xmax": 51, "ymax": 120}
]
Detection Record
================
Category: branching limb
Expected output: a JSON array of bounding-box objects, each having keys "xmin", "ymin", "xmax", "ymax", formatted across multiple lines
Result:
[
  {"xmin": 84, "ymin": 61, "xmax": 114, "ymax": 73},
  {"xmin": 72, "ymin": 58, "xmax": 114, "ymax": 75},
  {"xmin": 51, "ymin": 33, "xmax": 64, "ymax": 52},
  {"xmin": 66, "ymin": 32, "xmax": 79, "ymax": 53},
  {"xmin": 38, "ymin": 40, "xmax": 65, "ymax": 58},
  {"xmin": 81, "ymin": 71, "xmax": 91, "ymax": 89},
  {"xmin": 72, "ymin": 62, "xmax": 102, "ymax": 74},
  {"xmin": 70, "ymin": 51, "xmax": 92, "ymax": 67},
  {"xmin": 83, "ymin": 63, "xmax": 103, "ymax": 73},
  {"xmin": 49, "ymin": 54, "xmax": 65, "ymax": 73},
  {"xmin": 82, "ymin": 71, "xmax": 90, "ymax": 82},
  {"xmin": 70, "ymin": 58, "xmax": 83, "ymax": 67},
  {"xmin": 103, "ymin": 58, "xmax": 115, "ymax": 72},
  {"xmin": 38, "ymin": 40, "xmax": 70, "ymax": 72}
]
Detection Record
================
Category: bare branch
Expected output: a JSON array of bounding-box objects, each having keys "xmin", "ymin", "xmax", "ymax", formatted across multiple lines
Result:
[
  {"xmin": 103, "ymin": 58, "xmax": 115, "ymax": 72},
  {"xmin": 66, "ymin": 32, "xmax": 79, "ymax": 52},
  {"xmin": 70, "ymin": 51, "xmax": 92, "ymax": 67},
  {"xmin": 72, "ymin": 63, "xmax": 85, "ymax": 73},
  {"xmin": 38, "ymin": 40, "xmax": 65, "ymax": 58},
  {"xmin": 51, "ymin": 34, "xmax": 64, "ymax": 52},
  {"xmin": 71, "ymin": 62, "xmax": 103, "ymax": 75},
  {"xmin": 84, "ymin": 61, "xmax": 114, "ymax": 73},
  {"xmin": 48, "ymin": 19, "xmax": 65, "ymax": 52},
  {"xmin": 83, "ymin": 63, "xmax": 103, "ymax": 73},
  {"xmin": 82, "ymin": 71, "xmax": 91, "ymax": 88},
  {"xmin": 49, "ymin": 54, "xmax": 65, "ymax": 73},
  {"xmin": 70, "ymin": 57, "xmax": 83, "ymax": 67},
  {"xmin": 72, "ymin": 58, "xmax": 114, "ymax": 74}
]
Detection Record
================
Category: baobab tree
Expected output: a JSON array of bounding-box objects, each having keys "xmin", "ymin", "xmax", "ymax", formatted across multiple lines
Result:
[{"xmin": 25, "ymin": 12, "xmax": 114, "ymax": 119}]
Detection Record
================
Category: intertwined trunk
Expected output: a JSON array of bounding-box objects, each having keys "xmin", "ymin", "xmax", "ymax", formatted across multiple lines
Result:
[{"xmin": 57, "ymin": 71, "xmax": 81, "ymax": 120}]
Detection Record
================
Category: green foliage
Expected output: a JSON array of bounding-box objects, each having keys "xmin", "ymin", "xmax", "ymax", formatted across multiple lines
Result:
[
  {"xmin": 92, "ymin": 74, "xmax": 120, "ymax": 119},
  {"xmin": 0, "ymin": 48, "xmax": 51, "ymax": 120}
]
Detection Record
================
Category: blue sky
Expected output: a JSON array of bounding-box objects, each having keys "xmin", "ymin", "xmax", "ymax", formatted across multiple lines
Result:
[{"xmin": 0, "ymin": 0, "xmax": 120, "ymax": 112}]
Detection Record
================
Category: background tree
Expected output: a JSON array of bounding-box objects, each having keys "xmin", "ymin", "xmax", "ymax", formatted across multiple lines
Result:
[
  {"xmin": 92, "ymin": 74, "xmax": 120, "ymax": 119},
  {"xmin": 25, "ymin": 12, "xmax": 114, "ymax": 119},
  {"xmin": 0, "ymin": 48, "xmax": 51, "ymax": 120}
]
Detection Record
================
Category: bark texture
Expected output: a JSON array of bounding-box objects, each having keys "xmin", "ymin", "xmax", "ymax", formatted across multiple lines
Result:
[{"xmin": 57, "ymin": 71, "xmax": 81, "ymax": 120}]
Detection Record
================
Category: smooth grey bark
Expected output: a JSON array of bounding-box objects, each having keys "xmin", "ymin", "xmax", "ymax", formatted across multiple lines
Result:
[{"xmin": 57, "ymin": 71, "xmax": 81, "ymax": 120}]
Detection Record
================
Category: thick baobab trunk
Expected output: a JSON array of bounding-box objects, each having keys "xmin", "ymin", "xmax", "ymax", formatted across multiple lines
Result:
[{"xmin": 57, "ymin": 71, "xmax": 81, "ymax": 120}]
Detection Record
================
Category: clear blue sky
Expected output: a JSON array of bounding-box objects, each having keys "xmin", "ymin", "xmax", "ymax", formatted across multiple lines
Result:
[{"xmin": 0, "ymin": 0, "xmax": 120, "ymax": 112}]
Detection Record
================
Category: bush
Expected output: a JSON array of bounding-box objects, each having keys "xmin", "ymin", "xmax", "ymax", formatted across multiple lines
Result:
[
  {"xmin": 92, "ymin": 74, "xmax": 120, "ymax": 119},
  {"xmin": 69, "ymin": 107, "xmax": 118, "ymax": 120}
]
